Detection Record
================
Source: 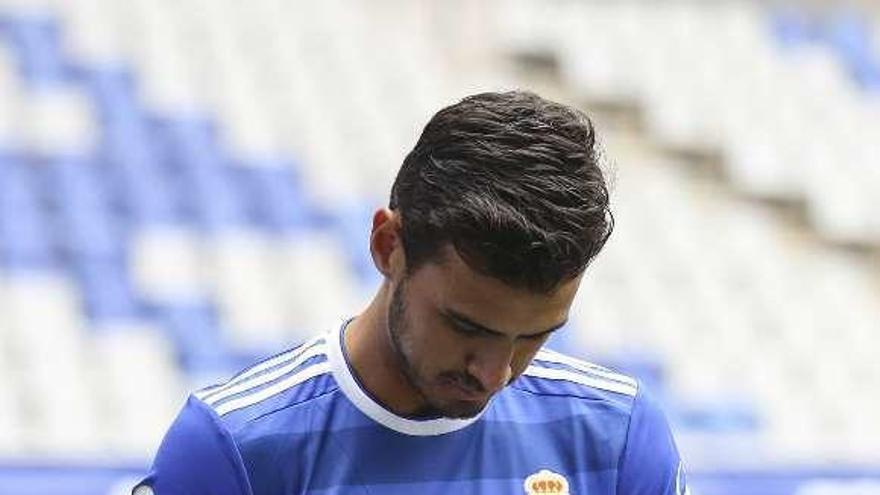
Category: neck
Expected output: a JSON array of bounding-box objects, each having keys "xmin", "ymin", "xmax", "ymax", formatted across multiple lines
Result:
[{"xmin": 344, "ymin": 282, "xmax": 424, "ymax": 415}]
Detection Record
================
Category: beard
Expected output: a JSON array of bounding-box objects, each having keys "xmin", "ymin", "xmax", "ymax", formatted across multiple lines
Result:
[{"xmin": 386, "ymin": 279, "xmax": 488, "ymax": 419}]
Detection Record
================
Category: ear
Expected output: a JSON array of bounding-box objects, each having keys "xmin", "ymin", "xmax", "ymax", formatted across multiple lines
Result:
[{"xmin": 369, "ymin": 208, "xmax": 405, "ymax": 279}]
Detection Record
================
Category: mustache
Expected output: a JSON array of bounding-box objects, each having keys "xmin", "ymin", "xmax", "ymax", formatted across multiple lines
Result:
[{"xmin": 439, "ymin": 372, "xmax": 485, "ymax": 393}]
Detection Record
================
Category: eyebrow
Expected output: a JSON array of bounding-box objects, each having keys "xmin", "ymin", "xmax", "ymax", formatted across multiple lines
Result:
[{"xmin": 443, "ymin": 309, "xmax": 567, "ymax": 339}]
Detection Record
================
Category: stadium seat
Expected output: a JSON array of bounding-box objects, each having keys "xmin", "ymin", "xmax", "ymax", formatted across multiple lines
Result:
[
  {"xmin": 72, "ymin": 258, "xmax": 143, "ymax": 322},
  {"xmin": 92, "ymin": 323, "xmax": 184, "ymax": 456},
  {"xmin": 0, "ymin": 160, "xmax": 56, "ymax": 269},
  {"xmin": 152, "ymin": 302, "xmax": 229, "ymax": 375},
  {"xmin": 4, "ymin": 15, "xmax": 70, "ymax": 85},
  {"xmin": 130, "ymin": 226, "xmax": 205, "ymax": 301},
  {"xmin": 236, "ymin": 162, "xmax": 312, "ymax": 233}
]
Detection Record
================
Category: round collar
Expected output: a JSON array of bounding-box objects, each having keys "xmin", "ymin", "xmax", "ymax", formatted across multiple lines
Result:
[{"xmin": 326, "ymin": 318, "xmax": 487, "ymax": 436}]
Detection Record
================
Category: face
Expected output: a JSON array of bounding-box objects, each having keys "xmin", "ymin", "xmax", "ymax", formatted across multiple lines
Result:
[{"xmin": 385, "ymin": 247, "xmax": 581, "ymax": 419}]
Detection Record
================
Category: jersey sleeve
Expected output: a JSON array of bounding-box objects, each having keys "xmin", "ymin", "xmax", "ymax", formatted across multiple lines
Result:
[
  {"xmin": 616, "ymin": 384, "xmax": 689, "ymax": 495},
  {"xmin": 133, "ymin": 395, "xmax": 253, "ymax": 495}
]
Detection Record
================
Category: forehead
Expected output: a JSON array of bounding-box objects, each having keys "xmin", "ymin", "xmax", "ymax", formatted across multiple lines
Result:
[{"xmin": 406, "ymin": 246, "xmax": 580, "ymax": 335}]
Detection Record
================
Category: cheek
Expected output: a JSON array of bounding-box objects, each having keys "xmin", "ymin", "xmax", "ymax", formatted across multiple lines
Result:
[
  {"xmin": 404, "ymin": 316, "xmax": 465, "ymax": 372},
  {"xmin": 430, "ymin": 331, "xmax": 470, "ymax": 367},
  {"xmin": 511, "ymin": 340, "xmax": 546, "ymax": 374}
]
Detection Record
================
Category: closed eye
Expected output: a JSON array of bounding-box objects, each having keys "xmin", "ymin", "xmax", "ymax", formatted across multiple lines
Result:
[
  {"xmin": 518, "ymin": 331, "xmax": 551, "ymax": 341},
  {"xmin": 443, "ymin": 310, "xmax": 562, "ymax": 341},
  {"xmin": 450, "ymin": 320, "xmax": 491, "ymax": 338}
]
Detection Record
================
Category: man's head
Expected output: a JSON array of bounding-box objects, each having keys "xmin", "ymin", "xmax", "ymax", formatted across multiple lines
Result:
[
  {"xmin": 370, "ymin": 91, "xmax": 612, "ymax": 418},
  {"xmin": 390, "ymin": 90, "xmax": 612, "ymax": 292}
]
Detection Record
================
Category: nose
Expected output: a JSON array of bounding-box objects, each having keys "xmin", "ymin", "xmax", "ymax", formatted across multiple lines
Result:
[{"xmin": 466, "ymin": 342, "xmax": 515, "ymax": 394}]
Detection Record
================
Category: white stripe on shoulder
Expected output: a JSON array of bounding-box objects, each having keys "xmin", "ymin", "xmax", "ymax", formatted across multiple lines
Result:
[
  {"xmin": 214, "ymin": 361, "xmax": 332, "ymax": 416},
  {"xmin": 523, "ymin": 365, "xmax": 639, "ymax": 397},
  {"xmin": 534, "ymin": 349, "xmax": 638, "ymax": 388},
  {"xmin": 200, "ymin": 341, "xmax": 328, "ymax": 407},
  {"xmin": 195, "ymin": 334, "xmax": 325, "ymax": 401},
  {"xmin": 194, "ymin": 383, "xmax": 224, "ymax": 401}
]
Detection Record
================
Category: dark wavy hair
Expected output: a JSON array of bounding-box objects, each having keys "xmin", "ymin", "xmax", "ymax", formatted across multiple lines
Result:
[{"xmin": 389, "ymin": 91, "xmax": 613, "ymax": 293}]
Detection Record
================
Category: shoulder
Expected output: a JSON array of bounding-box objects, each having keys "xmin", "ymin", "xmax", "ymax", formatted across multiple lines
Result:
[
  {"xmin": 136, "ymin": 395, "xmax": 254, "ymax": 495},
  {"xmin": 194, "ymin": 333, "xmax": 340, "ymax": 432},
  {"xmin": 617, "ymin": 376, "xmax": 684, "ymax": 494},
  {"xmin": 495, "ymin": 349, "xmax": 649, "ymax": 473},
  {"xmin": 514, "ymin": 347, "xmax": 640, "ymax": 406},
  {"xmin": 142, "ymin": 333, "xmax": 343, "ymax": 495},
  {"xmin": 512, "ymin": 349, "xmax": 685, "ymax": 494}
]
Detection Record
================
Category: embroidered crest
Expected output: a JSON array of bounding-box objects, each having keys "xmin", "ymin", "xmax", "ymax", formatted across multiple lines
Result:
[{"xmin": 524, "ymin": 469, "xmax": 570, "ymax": 494}]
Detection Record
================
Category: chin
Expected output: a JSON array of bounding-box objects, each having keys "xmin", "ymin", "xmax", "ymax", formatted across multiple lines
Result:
[
  {"xmin": 431, "ymin": 398, "xmax": 489, "ymax": 419},
  {"xmin": 444, "ymin": 407, "xmax": 484, "ymax": 419},
  {"xmin": 412, "ymin": 378, "xmax": 492, "ymax": 419}
]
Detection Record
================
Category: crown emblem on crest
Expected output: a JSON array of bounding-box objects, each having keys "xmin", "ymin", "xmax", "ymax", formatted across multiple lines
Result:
[{"xmin": 524, "ymin": 469, "xmax": 570, "ymax": 495}]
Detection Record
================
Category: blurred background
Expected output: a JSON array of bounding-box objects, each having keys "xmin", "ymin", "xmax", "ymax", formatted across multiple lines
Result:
[{"xmin": 0, "ymin": 0, "xmax": 878, "ymax": 493}]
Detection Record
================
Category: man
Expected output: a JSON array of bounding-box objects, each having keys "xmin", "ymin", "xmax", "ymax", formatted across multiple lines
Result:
[{"xmin": 134, "ymin": 91, "xmax": 687, "ymax": 494}]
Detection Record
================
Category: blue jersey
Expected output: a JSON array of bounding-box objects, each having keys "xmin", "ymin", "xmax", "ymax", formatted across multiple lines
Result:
[{"xmin": 135, "ymin": 322, "xmax": 687, "ymax": 495}]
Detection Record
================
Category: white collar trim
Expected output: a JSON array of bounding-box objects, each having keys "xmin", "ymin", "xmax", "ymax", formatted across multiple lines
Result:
[{"xmin": 326, "ymin": 320, "xmax": 485, "ymax": 436}]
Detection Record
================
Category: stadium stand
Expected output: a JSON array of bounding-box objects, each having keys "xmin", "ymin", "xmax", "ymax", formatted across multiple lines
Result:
[{"xmin": 0, "ymin": 1, "xmax": 878, "ymax": 494}]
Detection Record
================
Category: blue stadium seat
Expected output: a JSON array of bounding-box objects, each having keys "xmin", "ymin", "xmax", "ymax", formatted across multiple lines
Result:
[
  {"xmin": 152, "ymin": 117, "xmax": 219, "ymax": 171},
  {"xmin": 0, "ymin": 213, "xmax": 55, "ymax": 269},
  {"xmin": 673, "ymin": 399, "xmax": 761, "ymax": 433},
  {"xmin": 34, "ymin": 156, "xmax": 126, "ymax": 261},
  {"xmin": 0, "ymin": 158, "xmax": 39, "ymax": 208},
  {"xmin": 770, "ymin": 9, "xmax": 818, "ymax": 48},
  {"xmin": 109, "ymin": 163, "xmax": 183, "ymax": 226},
  {"xmin": 163, "ymin": 120, "xmax": 222, "ymax": 175},
  {"xmin": 40, "ymin": 156, "xmax": 107, "ymax": 208},
  {"xmin": 101, "ymin": 127, "xmax": 185, "ymax": 226},
  {"xmin": 0, "ymin": 465, "xmax": 145, "ymax": 495},
  {"xmin": 4, "ymin": 16, "xmax": 72, "ymax": 85},
  {"xmin": 235, "ymin": 162, "xmax": 312, "ymax": 233},
  {"xmin": 185, "ymin": 166, "xmax": 250, "ymax": 230},
  {"xmin": 81, "ymin": 67, "xmax": 140, "ymax": 123},
  {"xmin": 152, "ymin": 303, "xmax": 230, "ymax": 375},
  {"xmin": 58, "ymin": 209, "xmax": 124, "ymax": 262},
  {"xmin": 71, "ymin": 258, "xmax": 143, "ymax": 321},
  {"xmin": 824, "ymin": 13, "xmax": 872, "ymax": 61},
  {"xmin": 823, "ymin": 12, "xmax": 880, "ymax": 89},
  {"xmin": 0, "ymin": 158, "xmax": 56, "ymax": 268},
  {"xmin": 100, "ymin": 116, "xmax": 152, "ymax": 159},
  {"xmin": 153, "ymin": 119, "xmax": 252, "ymax": 230},
  {"xmin": 326, "ymin": 200, "xmax": 382, "ymax": 286}
]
